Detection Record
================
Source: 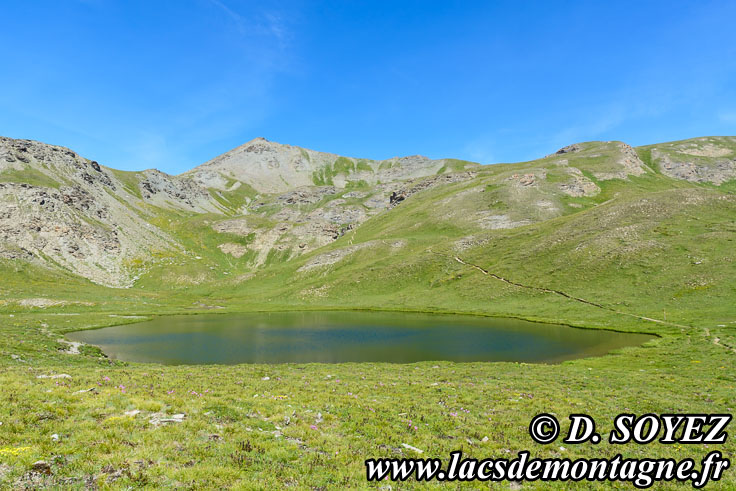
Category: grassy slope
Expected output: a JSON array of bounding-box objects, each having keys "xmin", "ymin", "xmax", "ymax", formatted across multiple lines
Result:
[{"xmin": 0, "ymin": 139, "xmax": 735, "ymax": 488}]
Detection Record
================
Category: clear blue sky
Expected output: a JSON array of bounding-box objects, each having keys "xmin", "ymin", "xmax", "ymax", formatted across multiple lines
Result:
[{"xmin": 1, "ymin": 1, "xmax": 735, "ymax": 174}]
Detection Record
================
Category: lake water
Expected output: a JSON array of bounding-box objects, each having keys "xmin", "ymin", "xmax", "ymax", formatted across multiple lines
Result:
[{"xmin": 66, "ymin": 311, "xmax": 653, "ymax": 365}]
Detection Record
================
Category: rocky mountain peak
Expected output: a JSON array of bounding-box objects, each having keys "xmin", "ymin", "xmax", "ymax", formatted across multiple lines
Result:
[{"xmin": 185, "ymin": 138, "xmax": 468, "ymax": 194}]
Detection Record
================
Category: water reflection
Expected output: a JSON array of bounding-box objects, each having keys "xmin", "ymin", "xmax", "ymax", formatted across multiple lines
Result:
[{"xmin": 66, "ymin": 311, "xmax": 654, "ymax": 365}]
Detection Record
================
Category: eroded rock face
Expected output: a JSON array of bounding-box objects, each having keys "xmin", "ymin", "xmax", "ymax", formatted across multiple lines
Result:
[
  {"xmin": 208, "ymin": 168, "xmax": 481, "ymax": 267},
  {"xmin": 505, "ymin": 171, "xmax": 545, "ymax": 188},
  {"xmin": 276, "ymin": 186, "xmax": 337, "ymax": 206},
  {"xmin": 0, "ymin": 137, "xmax": 116, "ymax": 188},
  {"xmin": 652, "ymin": 149, "xmax": 736, "ymax": 185},
  {"xmin": 558, "ymin": 167, "xmax": 600, "ymax": 197},
  {"xmin": 209, "ymin": 168, "xmax": 477, "ymax": 267},
  {"xmin": 672, "ymin": 140, "xmax": 735, "ymax": 158},
  {"xmin": 387, "ymin": 172, "xmax": 478, "ymax": 209},
  {"xmin": 139, "ymin": 169, "xmax": 222, "ymax": 213},
  {"xmin": 592, "ymin": 143, "xmax": 649, "ymax": 180},
  {"xmin": 554, "ymin": 143, "xmax": 582, "ymax": 155},
  {"xmin": 0, "ymin": 183, "xmax": 174, "ymax": 287},
  {"xmin": 0, "ymin": 138, "xmax": 180, "ymax": 287}
]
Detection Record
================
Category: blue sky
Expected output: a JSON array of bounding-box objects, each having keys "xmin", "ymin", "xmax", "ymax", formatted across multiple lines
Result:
[{"xmin": 1, "ymin": 0, "xmax": 735, "ymax": 173}]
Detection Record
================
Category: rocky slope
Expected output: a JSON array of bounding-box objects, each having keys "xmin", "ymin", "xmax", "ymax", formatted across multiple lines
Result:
[
  {"xmin": 1, "ymin": 135, "xmax": 734, "ymax": 289},
  {"xmin": 0, "ymin": 138, "xmax": 185, "ymax": 287},
  {"xmin": 641, "ymin": 136, "xmax": 736, "ymax": 184},
  {"xmin": 184, "ymin": 137, "xmax": 478, "ymax": 193}
]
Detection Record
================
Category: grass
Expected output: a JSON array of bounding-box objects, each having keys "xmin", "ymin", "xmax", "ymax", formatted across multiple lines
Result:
[
  {"xmin": 108, "ymin": 169, "xmax": 143, "ymax": 199},
  {"xmin": 0, "ymin": 308, "xmax": 733, "ymax": 489},
  {"xmin": 1, "ymin": 138, "xmax": 735, "ymax": 488},
  {"xmin": 0, "ymin": 167, "xmax": 64, "ymax": 188}
]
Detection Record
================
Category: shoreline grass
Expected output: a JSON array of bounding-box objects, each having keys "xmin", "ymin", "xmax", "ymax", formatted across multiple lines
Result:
[{"xmin": 1, "ymin": 301, "xmax": 732, "ymax": 489}]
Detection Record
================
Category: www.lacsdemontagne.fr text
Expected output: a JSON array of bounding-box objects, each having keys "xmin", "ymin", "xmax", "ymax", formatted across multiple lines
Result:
[{"xmin": 365, "ymin": 450, "xmax": 729, "ymax": 488}]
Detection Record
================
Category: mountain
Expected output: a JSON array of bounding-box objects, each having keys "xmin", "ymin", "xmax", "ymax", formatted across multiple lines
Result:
[
  {"xmin": 184, "ymin": 137, "xmax": 476, "ymax": 194},
  {"xmin": 1, "ymin": 135, "xmax": 735, "ymax": 307},
  {"xmin": 0, "ymin": 136, "xmax": 477, "ymax": 286}
]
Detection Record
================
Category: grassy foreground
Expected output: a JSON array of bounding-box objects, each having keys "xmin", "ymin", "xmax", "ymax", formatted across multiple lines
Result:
[{"xmin": 0, "ymin": 301, "xmax": 734, "ymax": 489}]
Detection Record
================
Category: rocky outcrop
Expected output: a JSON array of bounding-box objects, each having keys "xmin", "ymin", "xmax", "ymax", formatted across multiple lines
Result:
[
  {"xmin": 276, "ymin": 186, "xmax": 337, "ymax": 206},
  {"xmin": 553, "ymin": 143, "xmax": 582, "ymax": 155},
  {"xmin": 139, "ymin": 169, "xmax": 222, "ymax": 213},
  {"xmin": 0, "ymin": 182, "xmax": 175, "ymax": 287},
  {"xmin": 0, "ymin": 138, "xmax": 179, "ymax": 287},
  {"xmin": 387, "ymin": 171, "xmax": 477, "ymax": 208},
  {"xmin": 558, "ymin": 166, "xmax": 600, "ymax": 197},
  {"xmin": 592, "ymin": 143, "xmax": 649, "ymax": 180},
  {"xmin": 652, "ymin": 149, "xmax": 736, "ymax": 185}
]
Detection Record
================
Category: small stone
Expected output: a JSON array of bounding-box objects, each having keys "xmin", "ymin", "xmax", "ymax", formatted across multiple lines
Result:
[
  {"xmin": 73, "ymin": 387, "xmax": 97, "ymax": 394},
  {"xmin": 261, "ymin": 376, "xmax": 270, "ymax": 381},
  {"xmin": 31, "ymin": 461, "xmax": 51, "ymax": 474},
  {"xmin": 401, "ymin": 443, "xmax": 424, "ymax": 454},
  {"xmin": 37, "ymin": 374, "xmax": 71, "ymax": 379},
  {"xmin": 149, "ymin": 412, "xmax": 185, "ymax": 426},
  {"xmin": 51, "ymin": 434, "xmax": 59, "ymax": 441}
]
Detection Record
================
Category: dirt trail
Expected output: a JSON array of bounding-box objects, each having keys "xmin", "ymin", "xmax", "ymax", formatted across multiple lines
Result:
[{"xmin": 429, "ymin": 250, "xmax": 693, "ymax": 330}]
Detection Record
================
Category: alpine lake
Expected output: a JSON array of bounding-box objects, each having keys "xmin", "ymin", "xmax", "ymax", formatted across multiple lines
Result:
[{"xmin": 66, "ymin": 311, "xmax": 654, "ymax": 365}]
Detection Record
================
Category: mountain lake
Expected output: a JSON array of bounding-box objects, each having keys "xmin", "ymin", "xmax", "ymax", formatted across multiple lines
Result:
[{"xmin": 65, "ymin": 311, "xmax": 655, "ymax": 365}]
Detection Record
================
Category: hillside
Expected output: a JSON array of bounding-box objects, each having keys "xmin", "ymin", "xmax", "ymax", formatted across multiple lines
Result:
[
  {"xmin": 2, "ymin": 136, "xmax": 735, "ymax": 308},
  {"xmin": 0, "ymin": 136, "xmax": 477, "ymax": 287},
  {"xmin": 1, "ymin": 135, "xmax": 735, "ymax": 488}
]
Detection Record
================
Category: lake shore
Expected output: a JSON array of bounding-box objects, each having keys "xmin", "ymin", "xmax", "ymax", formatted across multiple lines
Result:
[{"xmin": 0, "ymin": 305, "xmax": 732, "ymax": 488}]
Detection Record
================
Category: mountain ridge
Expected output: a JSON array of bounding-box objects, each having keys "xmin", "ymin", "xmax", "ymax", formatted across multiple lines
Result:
[{"xmin": 1, "ymin": 134, "xmax": 735, "ymax": 289}]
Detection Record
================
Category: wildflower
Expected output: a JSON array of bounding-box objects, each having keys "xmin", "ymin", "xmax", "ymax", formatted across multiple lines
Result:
[
  {"xmin": 310, "ymin": 425, "xmax": 318, "ymax": 430},
  {"xmin": 0, "ymin": 446, "xmax": 32, "ymax": 456}
]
